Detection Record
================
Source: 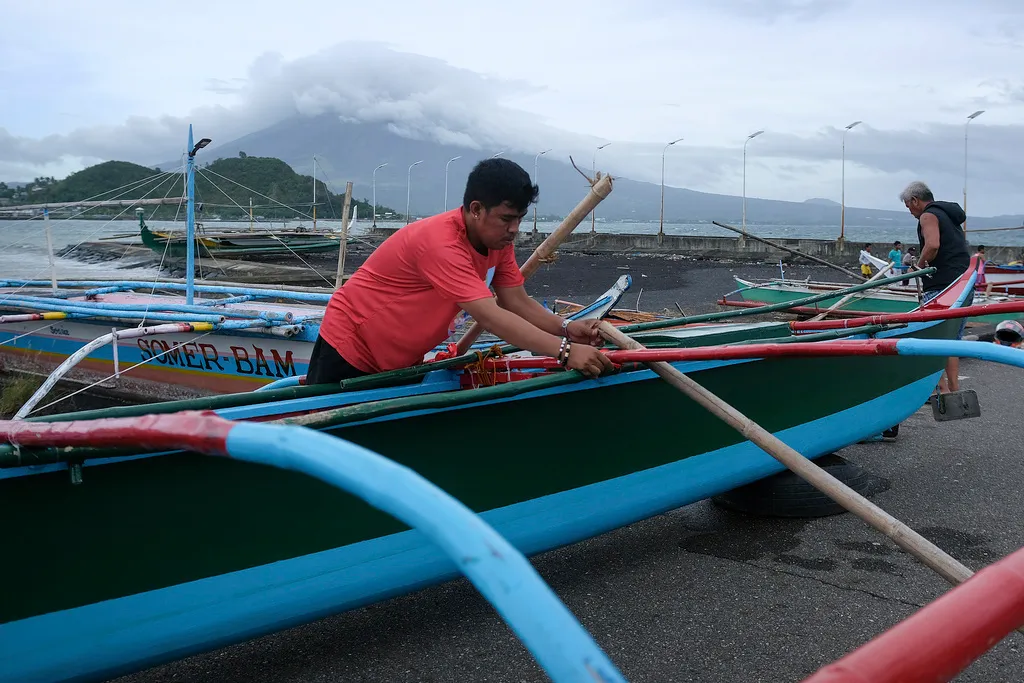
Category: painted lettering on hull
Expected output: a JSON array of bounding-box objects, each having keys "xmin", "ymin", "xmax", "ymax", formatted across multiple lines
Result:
[
  {"xmin": 230, "ymin": 346, "xmax": 296, "ymax": 378},
  {"xmin": 136, "ymin": 339, "xmax": 298, "ymax": 377}
]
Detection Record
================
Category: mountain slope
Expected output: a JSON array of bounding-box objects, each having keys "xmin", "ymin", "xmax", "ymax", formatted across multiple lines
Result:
[
  {"xmin": 170, "ymin": 114, "xmax": 1021, "ymax": 229},
  {"xmin": 4, "ymin": 156, "xmax": 393, "ymax": 220}
]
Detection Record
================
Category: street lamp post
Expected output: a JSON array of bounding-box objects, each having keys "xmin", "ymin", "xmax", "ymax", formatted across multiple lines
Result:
[
  {"xmin": 444, "ymin": 155, "xmax": 462, "ymax": 212},
  {"xmin": 660, "ymin": 137, "xmax": 684, "ymax": 238},
  {"xmin": 591, "ymin": 142, "xmax": 610, "ymax": 233},
  {"xmin": 964, "ymin": 110, "xmax": 984, "ymax": 233},
  {"xmin": 371, "ymin": 162, "xmax": 387, "ymax": 228},
  {"xmin": 533, "ymin": 148, "xmax": 551, "ymax": 235},
  {"xmin": 742, "ymin": 130, "xmax": 764, "ymax": 231},
  {"xmin": 840, "ymin": 120, "xmax": 862, "ymax": 242},
  {"xmin": 406, "ymin": 160, "xmax": 423, "ymax": 225}
]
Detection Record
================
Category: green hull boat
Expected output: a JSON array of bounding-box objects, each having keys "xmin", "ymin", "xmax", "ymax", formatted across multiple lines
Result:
[
  {"xmin": 729, "ymin": 276, "xmax": 1024, "ymax": 325},
  {"xmin": 0, "ymin": 265, "xmax": 982, "ymax": 683},
  {"xmin": 140, "ymin": 215, "xmax": 347, "ymax": 260}
]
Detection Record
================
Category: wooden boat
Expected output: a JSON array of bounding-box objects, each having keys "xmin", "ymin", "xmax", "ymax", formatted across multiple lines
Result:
[
  {"xmin": 0, "ymin": 280, "xmax": 326, "ymax": 400},
  {"xmin": 139, "ymin": 213, "xmax": 352, "ymax": 260},
  {"xmin": 0, "ymin": 271, "xmax": 633, "ymax": 406},
  {"xmin": 0, "ymin": 261, "xmax": 984, "ymax": 681},
  {"xmin": 724, "ymin": 275, "xmax": 1024, "ymax": 326},
  {"xmin": 979, "ymin": 262, "xmax": 1024, "ymax": 295}
]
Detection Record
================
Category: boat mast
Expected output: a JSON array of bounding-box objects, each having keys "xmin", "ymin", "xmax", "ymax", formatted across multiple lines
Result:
[
  {"xmin": 312, "ymin": 155, "xmax": 317, "ymax": 232},
  {"xmin": 185, "ymin": 125, "xmax": 211, "ymax": 305}
]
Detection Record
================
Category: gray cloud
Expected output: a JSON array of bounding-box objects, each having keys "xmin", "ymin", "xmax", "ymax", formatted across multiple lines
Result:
[
  {"xmin": 0, "ymin": 42, "xmax": 581, "ymax": 172},
  {"xmin": 2, "ymin": 14, "xmax": 1023, "ymax": 215}
]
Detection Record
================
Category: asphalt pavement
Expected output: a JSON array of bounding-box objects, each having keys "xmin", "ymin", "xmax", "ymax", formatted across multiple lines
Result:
[{"xmin": 113, "ymin": 355, "xmax": 1024, "ymax": 683}]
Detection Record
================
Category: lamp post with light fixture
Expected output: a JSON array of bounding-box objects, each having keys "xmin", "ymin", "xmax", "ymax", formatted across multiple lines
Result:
[
  {"xmin": 443, "ymin": 156, "xmax": 462, "ymax": 211},
  {"xmin": 185, "ymin": 125, "xmax": 211, "ymax": 305},
  {"xmin": 533, "ymin": 148, "xmax": 551, "ymax": 235},
  {"xmin": 660, "ymin": 137, "xmax": 683, "ymax": 239},
  {"xmin": 591, "ymin": 142, "xmax": 610, "ymax": 233},
  {"xmin": 742, "ymin": 130, "xmax": 764, "ymax": 231},
  {"xmin": 840, "ymin": 120, "xmax": 862, "ymax": 242},
  {"xmin": 371, "ymin": 162, "xmax": 387, "ymax": 228},
  {"xmin": 406, "ymin": 160, "xmax": 423, "ymax": 225},
  {"xmin": 964, "ymin": 110, "xmax": 984, "ymax": 232}
]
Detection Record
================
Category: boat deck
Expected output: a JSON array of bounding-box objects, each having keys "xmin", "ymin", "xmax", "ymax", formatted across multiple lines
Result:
[{"xmin": 110, "ymin": 357, "xmax": 1024, "ymax": 683}]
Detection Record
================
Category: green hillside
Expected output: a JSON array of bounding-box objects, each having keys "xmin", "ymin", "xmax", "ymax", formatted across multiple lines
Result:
[{"xmin": 0, "ymin": 155, "xmax": 395, "ymax": 220}]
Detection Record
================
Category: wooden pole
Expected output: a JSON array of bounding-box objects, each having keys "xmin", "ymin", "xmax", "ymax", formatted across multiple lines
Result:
[
  {"xmin": 597, "ymin": 321, "xmax": 990, "ymax": 593},
  {"xmin": 335, "ymin": 182, "xmax": 353, "ymax": 289},
  {"xmin": 712, "ymin": 220, "xmax": 866, "ymax": 282},
  {"xmin": 454, "ymin": 172, "xmax": 614, "ymax": 355}
]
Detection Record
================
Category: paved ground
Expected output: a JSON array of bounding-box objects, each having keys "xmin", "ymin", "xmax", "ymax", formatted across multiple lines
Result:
[{"xmin": 114, "ymin": 353, "xmax": 1024, "ymax": 682}]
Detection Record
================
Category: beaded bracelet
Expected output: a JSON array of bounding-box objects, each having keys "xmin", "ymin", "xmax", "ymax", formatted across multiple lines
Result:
[{"xmin": 560, "ymin": 340, "xmax": 572, "ymax": 367}]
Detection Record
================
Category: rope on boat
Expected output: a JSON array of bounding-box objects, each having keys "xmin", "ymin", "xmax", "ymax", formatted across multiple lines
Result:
[{"xmin": 467, "ymin": 344, "xmax": 508, "ymax": 387}]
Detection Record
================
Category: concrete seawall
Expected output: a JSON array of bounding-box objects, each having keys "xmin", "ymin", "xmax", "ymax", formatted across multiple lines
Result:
[{"xmin": 366, "ymin": 228, "xmax": 1017, "ymax": 266}]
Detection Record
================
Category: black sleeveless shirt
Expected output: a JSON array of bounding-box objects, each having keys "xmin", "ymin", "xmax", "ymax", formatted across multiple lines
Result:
[{"xmin": 917, "ymin": 201, "xmax": 970, "ymax": 292}]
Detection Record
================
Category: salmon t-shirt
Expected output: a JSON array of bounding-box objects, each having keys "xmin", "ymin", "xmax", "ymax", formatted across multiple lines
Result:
[{"xmin": 319, "ymin": 208, "xmax": 525, "ymax": 373}]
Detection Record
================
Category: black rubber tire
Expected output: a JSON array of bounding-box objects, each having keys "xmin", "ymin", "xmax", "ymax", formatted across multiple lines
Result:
[{"xmin": 712, "ymin": 453, "xmax": 888, "ymax": 518}]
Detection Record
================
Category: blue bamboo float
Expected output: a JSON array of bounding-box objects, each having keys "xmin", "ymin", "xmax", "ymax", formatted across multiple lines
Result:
[{"xmin": 1, "ymin": 280, "xmax": 335, "ymax": 304}]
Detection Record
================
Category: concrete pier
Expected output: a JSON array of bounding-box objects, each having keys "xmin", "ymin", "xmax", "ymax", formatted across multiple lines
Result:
[{"xmin": 368, "ymin": 227, "xmax": 1018, "ymax": 266}]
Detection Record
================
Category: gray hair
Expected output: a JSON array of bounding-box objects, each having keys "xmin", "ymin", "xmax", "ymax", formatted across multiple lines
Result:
[{"xmin": 899, "ymin": 181, "xmax": 934, "ymax": 203}]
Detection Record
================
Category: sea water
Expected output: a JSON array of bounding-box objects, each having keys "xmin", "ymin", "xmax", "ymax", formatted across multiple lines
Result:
[{"xmin": 1, "ymin": 216, "xmax": 1021, "ymax": 282}]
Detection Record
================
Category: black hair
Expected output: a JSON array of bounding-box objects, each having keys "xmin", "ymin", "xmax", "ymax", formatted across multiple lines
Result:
[
  {"xmin": 978, "ymin": 245, "xmax": 986, "ymax": 251},
  {"xmin": 864, "ymin": 243, "xmax": 872, "ymax": 249},
  {"xmin": 463, "ymin": 158, "xmax": 539, "ymax": 213},
  {"xmin": 893, "ymin": 240, "xmax": 902, "ymax": 247}
]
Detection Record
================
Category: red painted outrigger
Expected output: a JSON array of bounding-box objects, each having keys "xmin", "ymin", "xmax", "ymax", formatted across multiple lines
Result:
[{"xmin": 803, "ymin": 545, "xmax": 1024, "ymax": 682}]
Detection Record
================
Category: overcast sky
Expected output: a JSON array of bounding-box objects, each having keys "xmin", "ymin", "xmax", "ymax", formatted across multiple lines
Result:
[{"xmin": 2, "ymin": 0, "xmax": 1023, "ymax": 215}]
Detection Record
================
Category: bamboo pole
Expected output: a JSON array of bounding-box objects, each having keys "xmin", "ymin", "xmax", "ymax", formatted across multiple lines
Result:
[
  {"xmin": 454, "ymin": 172, "xmax": 614, "ymax": 355},
  {"xmin": 597, "ymin": 320, "xmax": 997, "ymax": 598},
  {"xmin": 335, "ymin": 182, "xmax": 353, "ymax": 289},
  {"xmin": 712, "ymin": 220, "xmax": 867, "ymax": 281}
]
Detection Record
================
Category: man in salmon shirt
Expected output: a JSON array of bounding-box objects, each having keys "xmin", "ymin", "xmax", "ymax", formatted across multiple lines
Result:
[{"xmin": 306, "ymin": 158, "xmax": 614, "ymax": 384}]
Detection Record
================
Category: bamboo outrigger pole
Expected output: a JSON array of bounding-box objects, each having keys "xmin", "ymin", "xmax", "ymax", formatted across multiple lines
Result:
[
  {"xmin": 596, "ymin": 321, "xmax": 1002, "ymax": 604},
  {"xmin": 454, "ymin": 170, "xmax": 614, "ymax": 355},
  {"xmin": 335, "ymin": 182, "xmax": 354, "ymax": 288}
]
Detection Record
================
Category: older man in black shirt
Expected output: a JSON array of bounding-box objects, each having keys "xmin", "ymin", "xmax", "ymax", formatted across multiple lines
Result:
[{"xmin": 899, "ymin": 180, "xmax": 972, "ymax": 393}]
